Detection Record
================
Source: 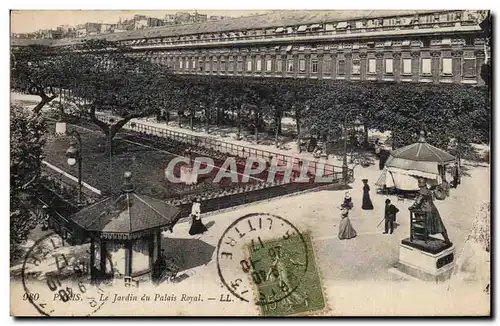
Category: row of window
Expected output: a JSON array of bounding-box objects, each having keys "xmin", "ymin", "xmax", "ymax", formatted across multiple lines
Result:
[
  {"xmin": 118, "ymin": 10, "xmax": 478, "ymax": 47},
  {"xmin": 167, "ymin": 56, "xmax": 478, "ymax": 77}
]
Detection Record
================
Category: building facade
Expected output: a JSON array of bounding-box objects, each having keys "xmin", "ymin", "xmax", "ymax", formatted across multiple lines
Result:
[{"xmin": 11, "ymin": 10, "xmax": 490, "ymax": 86}]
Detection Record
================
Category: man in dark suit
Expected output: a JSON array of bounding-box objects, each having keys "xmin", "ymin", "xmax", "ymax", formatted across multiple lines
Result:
[{"xmin": 383, "ymin": 199, "xmax": 399, "ymax": 234}]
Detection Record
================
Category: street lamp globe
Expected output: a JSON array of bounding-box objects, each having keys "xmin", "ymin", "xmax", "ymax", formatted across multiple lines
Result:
[{"xmin": 67, "ymin": 157, "xmax": 77, "ymax": 166}]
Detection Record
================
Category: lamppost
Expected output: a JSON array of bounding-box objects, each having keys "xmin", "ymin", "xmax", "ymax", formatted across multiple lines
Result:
[
  {"xmin": 342, "ymin": 109, "xmax": 362, "ymax": 182},
  {"xmin": 65, "ymin": 130, "xmax": 83, "ymax": 204}
]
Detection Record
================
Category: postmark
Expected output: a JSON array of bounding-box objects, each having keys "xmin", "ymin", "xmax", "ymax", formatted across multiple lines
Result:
[
  {"xmin": 216, "ymin": 213, "xmax": 308, "ymax": 306},
  {"xmin": 21, "ymin": 232, "xmax": 112, "ymax": 316}
]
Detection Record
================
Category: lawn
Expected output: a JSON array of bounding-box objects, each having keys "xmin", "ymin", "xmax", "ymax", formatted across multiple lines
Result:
[
  {"xmin": 250, "ymin": 233, "xmax": 325, "ymax": 316},
  {"xmin": 42, "ymin": 121, "xmax": 265, "ymax": 201}
]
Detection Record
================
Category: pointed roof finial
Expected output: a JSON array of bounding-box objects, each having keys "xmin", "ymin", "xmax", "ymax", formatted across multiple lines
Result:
[
  {"xmin": 122, "ymin": 171, "xmax": 134, "ymax": 193},
  {"xmin": 418, "ymin": 130, "xmax": 426, "ymax": 143}
]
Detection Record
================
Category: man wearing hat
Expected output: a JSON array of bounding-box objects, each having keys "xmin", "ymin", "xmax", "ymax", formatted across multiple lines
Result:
[{"xmin": 383, "ymin": 199, "xmax": 399, "ymax": 234}]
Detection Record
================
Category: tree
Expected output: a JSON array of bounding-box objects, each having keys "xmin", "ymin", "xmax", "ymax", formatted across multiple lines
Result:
[
  {"xmin": 11, "ymin": 45, "xmax": 68, "ymax": 114},
  {"xmin": 10, "ymin": 105, "xmax": 47, "ymax": 259},
  {"xmin": 63, "ymin": 40, "xmax": 176, "ymax": 152}
]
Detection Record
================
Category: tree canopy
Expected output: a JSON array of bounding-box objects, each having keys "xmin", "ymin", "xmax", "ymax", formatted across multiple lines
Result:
[{"xmin": 10, "ymin": 105, "xmax": 47, "ymax": 258}]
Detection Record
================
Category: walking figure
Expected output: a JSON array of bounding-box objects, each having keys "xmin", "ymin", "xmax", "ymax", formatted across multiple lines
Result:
[
  {"xmin": 341, "ymin": 191, "xmax": 353, "ymax": 210},
  {"xmin": 361, "ymin": 179, "xmax": 374, "ymax": 210},
  {"xmin": 188, "ymin": 197, "xmax": 207, "ymax": 235},
  {"xmin": 338, "ymin": 209, "xmax": 357, "ymax": 240},
  {"xmin": 383, "ymin": 199, "xmax": 399, "ymax": 234}
]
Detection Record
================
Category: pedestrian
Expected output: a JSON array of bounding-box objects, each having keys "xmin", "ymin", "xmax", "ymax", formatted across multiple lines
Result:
[
  {"xmin": 378, "ymin": 150, "xmax": 386, "ymax": 170},
  {"xmin": 188, "ymin": 197, "xmax": 207, "ymax": 236},
  {"xmin": 374, "ymin": 138, "xmax": 381, "ymax": 157},
  {"xmin": 361, "ymin": 179, "xmax": 374, "ymax": 210},
  {"xmin": 341, "ymin": 191, "xmax": 353, "ymax": 210},
  {"xmin": 383, "ymin": 199, "xmax": 399, "ymax": 234},
  {"xmin": 338, "ymin": 209, "xmax": 357, "ymax": 240},
  {"xmin": 452, "ymin": 161, "xmax": 461, "ymax": 188},
  {"xmin": 165, "ymin": 111, "xmax": 170, "ymax": 124}
]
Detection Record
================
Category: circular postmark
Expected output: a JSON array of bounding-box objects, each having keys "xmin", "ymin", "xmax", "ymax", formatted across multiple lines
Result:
[
  {"xmin": 21, "ymin": 232, "xmax": 112, "ymax": 316},
  {"xmin": 216, "ymin": 213, "xmax": 308, "ymax": 306}
]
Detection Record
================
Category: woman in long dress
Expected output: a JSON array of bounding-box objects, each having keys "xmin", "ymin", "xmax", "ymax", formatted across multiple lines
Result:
[
  {"xmin": 409, "ymin": 179, "xmax": 451, "ymax": 243},
  {"xmin": 338, "ymin": 209, "xmax": 357, "ymax": 240},
  {"xmin": 361, "ymin": 179, "xmax": 374, "ymax": 210},
  {"xmin": 341, "ymin": 191, "xmax": 353, "ymax": 210},
  {"xmin": 189, "ymin": 198, "xmax": 207, "ymax": 235}
]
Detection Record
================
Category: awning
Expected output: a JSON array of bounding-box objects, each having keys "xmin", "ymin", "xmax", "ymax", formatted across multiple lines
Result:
[
  {"xmin": 297, "ymin": 25, "xmax": 307, "ymax": 32},
  {"xmin": 386, "ymin": 157, "xmax": 440, "ymax": 175},
  {"xmin": 239, "ymin": 31, "xmax": 246, "ymax": 36},
  {"xmin": 352, "ymin": 43, "xmax": 360, "ymax": 49},
  {"xmin": 299, "ymin": 46, "xmax": 305, "ymax": 51},
  {"xmin": 286, "ymin": 45, "xmax": 292, "ymax": 52},
  {"xmin": 384, "ymin": 40, "xmax": 392, "ymax": 47},
  {"xmin": 402, "ymin": 40, "xmax": 411, "ymax": 46},
  {"xmin": 442, "ymin": 38, "xmax": 452, "ymax": 45},
  {"xmin": 325, "ymin": 24, "xmax": 335, "ymax": 31},
  {"xmin": 287, "ymin": 27, "xmax": 294, "ymax": 34},
  {"xmin": 310, "ymin": 24, "xmax": 321, "ymax": 29},
  {"xmin": 336, "ymin": 22, "xmax": 348, "ymax": 29},
  {"xmin": 275, "ymin": 27, "xmax": 284, "ymax": 33}
]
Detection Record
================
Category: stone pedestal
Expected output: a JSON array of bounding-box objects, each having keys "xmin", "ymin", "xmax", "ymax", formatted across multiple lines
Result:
[
  {"xmin": 397, "ymin": 237, "xmax": 455, "ymax": 282},
  {"xmin": 55, "ymin": 122, "xmax": 67, "ymax": 135}
]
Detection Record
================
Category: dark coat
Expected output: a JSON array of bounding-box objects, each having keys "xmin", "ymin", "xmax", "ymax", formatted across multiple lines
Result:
[{"xmin": 384, "ymin": 204, "xmax": 399, "ymax": 221}]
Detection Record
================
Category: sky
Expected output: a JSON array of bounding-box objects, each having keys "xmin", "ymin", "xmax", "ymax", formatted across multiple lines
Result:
[{"xmin": 10, "ymin": 10, "xmax": 275, "ymax": 33}]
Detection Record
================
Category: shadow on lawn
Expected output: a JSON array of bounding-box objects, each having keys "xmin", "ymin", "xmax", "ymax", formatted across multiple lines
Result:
[{"xmin": 161, "ymin": 237, "xmax": 215, "ymax": 272}]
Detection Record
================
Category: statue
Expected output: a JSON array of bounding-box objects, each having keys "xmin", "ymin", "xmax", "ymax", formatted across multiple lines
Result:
[{"xmin": 409, "ymin": 178, "xmax": 451, "ymax": 244}]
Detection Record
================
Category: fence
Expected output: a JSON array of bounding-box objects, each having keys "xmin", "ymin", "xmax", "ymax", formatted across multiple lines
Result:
[{"xmin": 96, "ymin": 114, "xmax": 350, "ymax": 182}]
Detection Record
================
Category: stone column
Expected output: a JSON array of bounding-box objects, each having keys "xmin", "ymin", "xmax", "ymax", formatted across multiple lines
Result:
[
  {"xmin": 474, "ymin": 50, "xmax": 486, "ymax": 86},
  {"xmin": 330, "ymin": 53, "xmax": 337, "ymax": 79},
  {"xmin": 452, "ymin": 50, "xmax": 464, "ymax": 84},
  {"xmin": 317, "ymin": 53, "xmax": 324, "ymax": 79},
  {"xmin": 431, "ymin": 51, "xmax": 441, "ymax": 84},
  {"xmin": 305, "ymin": 54, "xmax": 311, "ymax": 78},
  {"xmin": 411, "ymin": 52, "xmax": 421, "ymax": 82},
  {"xmin": 293, "ymin": 54, "xmax": 298, "ymax": 78},
  {"xmin": 393, "ymin": 52, "xmax": 402, "ymax": 82},
  {"xmin": 345, "ymin": 52, "xmax": 352, "ymax": 81},
  {"xmin": 359, "ymin": 52, "xmax": 367, "ymax": 80},
  {"xmin": 375, "ymin": 52, "xmax": 384, "ymax": 81}
]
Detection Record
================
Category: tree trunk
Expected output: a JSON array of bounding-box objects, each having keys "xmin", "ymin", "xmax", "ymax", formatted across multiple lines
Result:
[
  {"xmin": 363, "ymin": 124, "xmax": 369, "ymax": 149},
  {"xmin": 237, "ymin": 104, "xmax": 242, "ymax": 140},
  {"xmin": 178, "ymin": 112, "xmax": 182, "ymax": 128},
  {"xmin": 392, "ymin": 129, "xmax": 396, "ymax": 150},
  {"xmin": 275, "ymin": 120, "xmax": 279, "ymax": 148},
  {"xmin": 32, "ymin": 94, "xmax": 56, "ymax": 114},
  {"xmin": 205, "ymin": 107, "xmax": 210, "ymax": 134},
  {"xmin": 190, "ymin": 113, "xmax": 194, "ymax": 131},
  {"xmin": 295, "ymin": 107, "xmax": 301, "ymax": 153}
]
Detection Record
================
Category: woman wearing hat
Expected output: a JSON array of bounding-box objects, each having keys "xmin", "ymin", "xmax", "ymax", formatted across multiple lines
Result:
[
  {"xmin": 189, "ymin": 197, "xmax": 208, "ymax": 236},
  {"xmin": 338, "ymin": 208, "xmax": 357, "ymax": 240},
  {"xmin": 341, "ymin": 191, "xmax": 353, "ymax": 210},
  {"xmin": 361, "ymin": 179, "xmax": 374, "ymax": 210}
]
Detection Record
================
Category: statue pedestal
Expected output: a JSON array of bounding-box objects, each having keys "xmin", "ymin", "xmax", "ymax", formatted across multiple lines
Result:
[{"xmin": 397, "ymin": 237, "xmax": 455, "ymax": 282}]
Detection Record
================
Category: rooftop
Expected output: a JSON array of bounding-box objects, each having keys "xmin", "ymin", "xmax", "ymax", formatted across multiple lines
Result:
[
  {"xmin": 70, "ymin": 173, "xmax": 181, "ymax": 239},
  {"xmin": 11, "ymin": 10, "xmax": 440, "ymax": 47}
]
